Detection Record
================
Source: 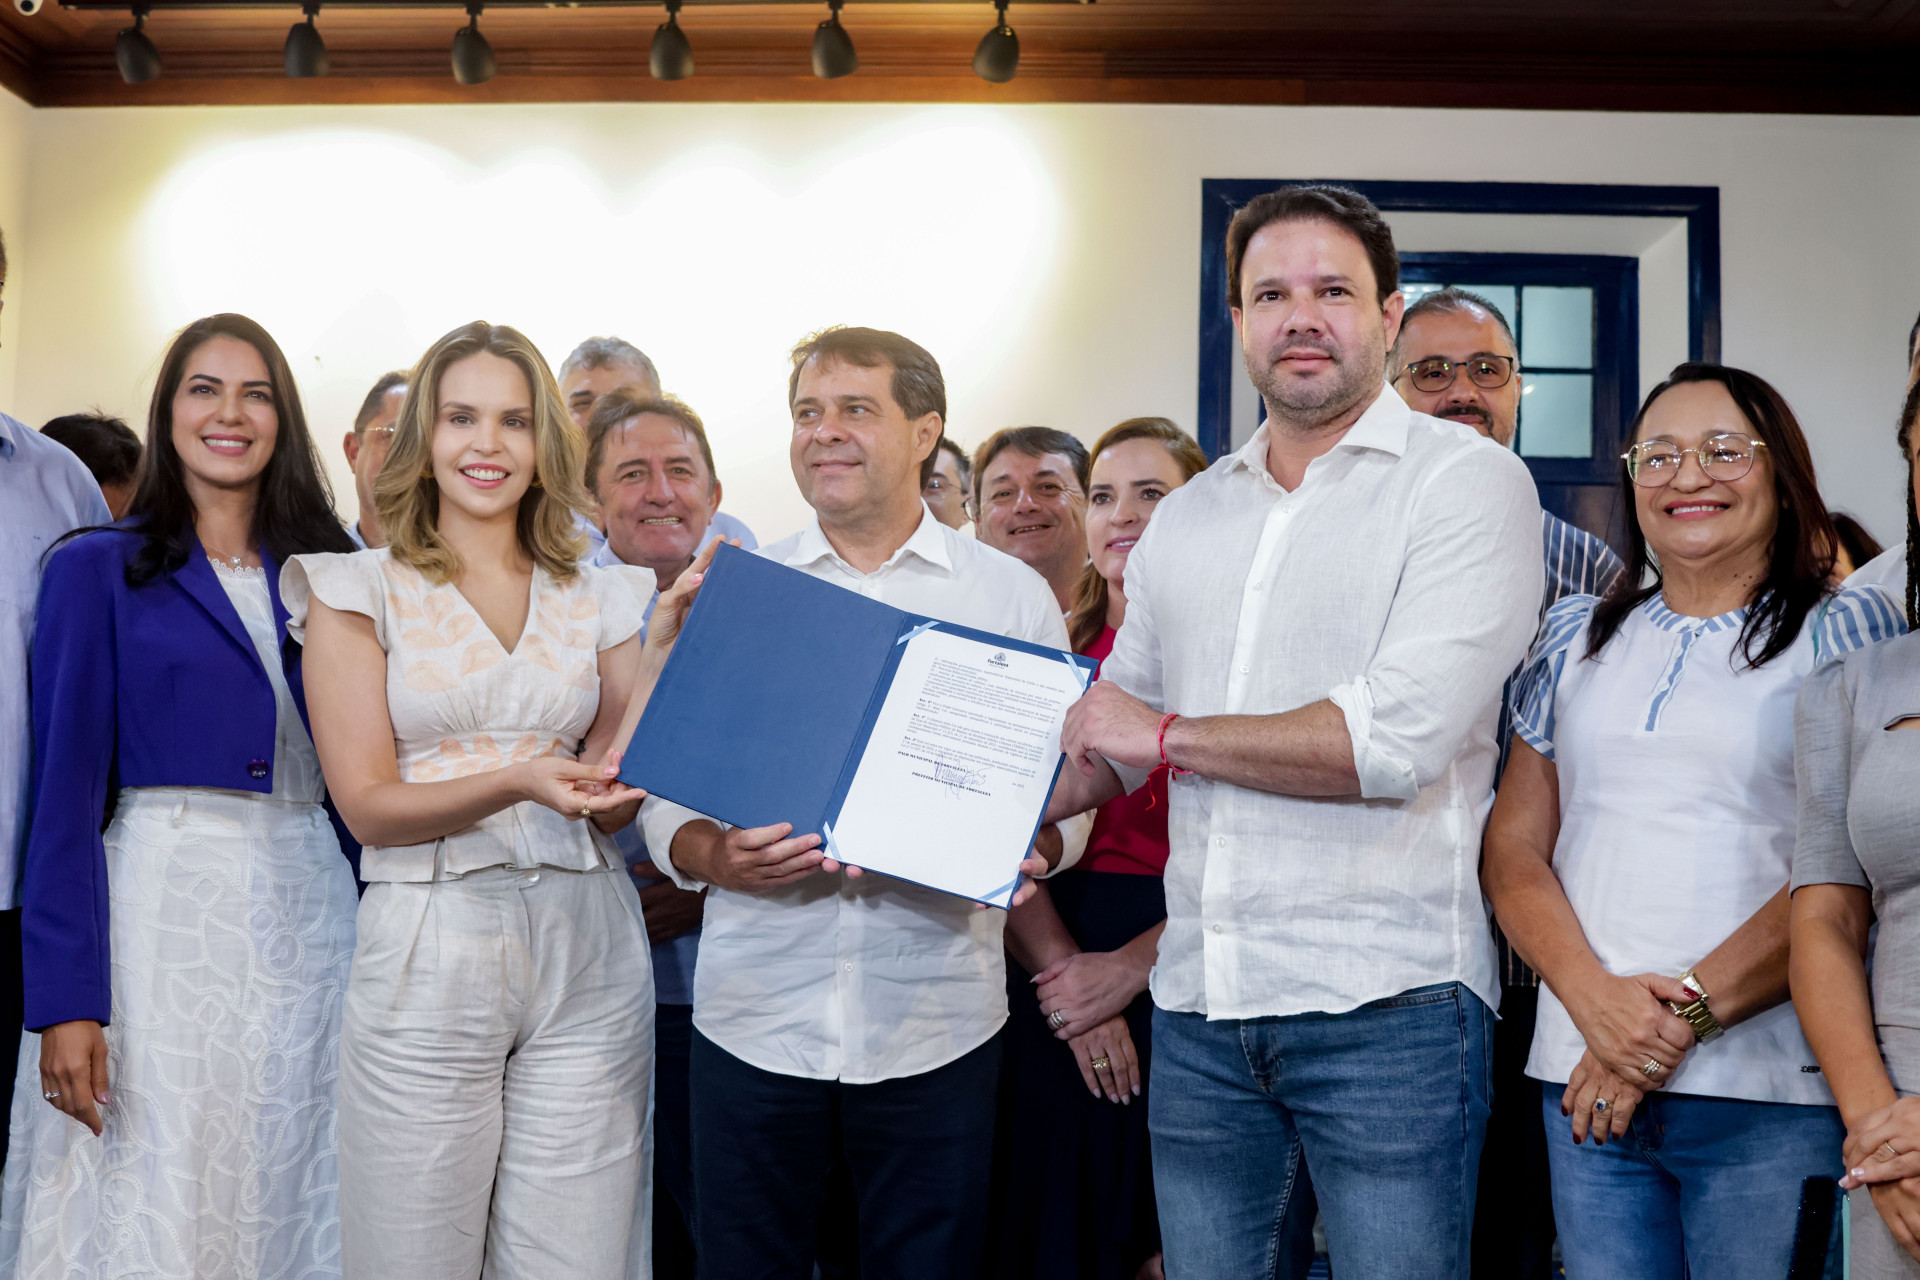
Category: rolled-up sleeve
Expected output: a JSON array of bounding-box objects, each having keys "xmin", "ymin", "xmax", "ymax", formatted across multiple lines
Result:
[
  {"xmin": 1328, "ymin": 446, "xmax": 1542, "ymax": 800},
  {"xmin": 1792, "ymin": 658, "xmax": 1870, "ymax": 893},
  {"xmin": 640, "ymin": 794, "xmax": 720, "ymax": 892}
]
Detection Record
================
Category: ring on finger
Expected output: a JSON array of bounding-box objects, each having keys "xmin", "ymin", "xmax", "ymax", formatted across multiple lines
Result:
[
  {"xmin": 1882, "ymin": 1141, "xmax": 1901, "ymax": 1162},
  {"xmin": 1089, "ymin": 1056, "xmax": 1112, "ymax": 1072},
  {"xmin": 41, "ymin": 1091, "xmax": 57, "ymax": 1101},
  {"xmin": 1642, "ymin": 1057, "xmax": 1665, "ymax": 1078},
  {"xmin": 1047, "ymin": 1009, "xmax": 1066, "ymax": 1031},
  {"xmin": 1593, "ymin": 1097, "xmax": 1611, "ymax": 1113}
]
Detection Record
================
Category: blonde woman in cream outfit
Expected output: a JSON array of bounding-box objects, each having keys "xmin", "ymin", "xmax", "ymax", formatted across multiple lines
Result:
[{"xmin": 290, "ymin": 321, "xmax": 708, "ymax": 1280}]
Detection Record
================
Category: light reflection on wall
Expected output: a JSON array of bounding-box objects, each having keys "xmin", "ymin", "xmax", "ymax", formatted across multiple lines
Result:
[{"xmin": 141, "ymin": 113, "xmax": 1059, "ymax": 539}]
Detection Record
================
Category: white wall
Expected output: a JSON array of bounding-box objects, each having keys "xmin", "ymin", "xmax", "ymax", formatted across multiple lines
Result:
[{"xmin": 6, "ymin": 101, "xmax": 1918, "ymax": 546}]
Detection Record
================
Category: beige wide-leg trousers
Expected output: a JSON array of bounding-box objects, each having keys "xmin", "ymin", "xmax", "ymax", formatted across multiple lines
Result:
[{"xmin": 338, "ymin": 863, "xmax": 654, "ymax": 1280}]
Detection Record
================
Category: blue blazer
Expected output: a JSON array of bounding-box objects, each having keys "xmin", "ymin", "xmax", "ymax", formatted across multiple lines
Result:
[{"xmin": 23, "ymin": 527, "xmax": 359, "ymax": 1030}]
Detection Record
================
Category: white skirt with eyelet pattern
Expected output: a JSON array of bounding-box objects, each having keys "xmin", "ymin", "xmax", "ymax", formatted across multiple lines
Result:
[{"xmin": 0, "ymin": 787, "xmax": 358, "ymax": 1280}]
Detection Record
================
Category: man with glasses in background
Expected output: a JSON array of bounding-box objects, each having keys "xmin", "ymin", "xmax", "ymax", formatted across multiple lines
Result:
[
  {"xmin": 341, "ymin": 370, "xmax": 407, "ymax": 549},
  {"xmin": 970, "ymin": 426, "xmax": 1090, "ymax": 611},
  {"xmin": 922, "ymin": 435, "xmax": 972, "ymax": 531},
  {"xmin": 1392, "ymin": 287, "xmax": 1621, "ymax": 1280}
]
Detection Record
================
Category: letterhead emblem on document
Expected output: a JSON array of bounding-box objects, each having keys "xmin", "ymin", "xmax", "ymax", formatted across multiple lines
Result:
[{"xmin": 990, "ymin": 651, "xmax": 1010, "ymax": 668}]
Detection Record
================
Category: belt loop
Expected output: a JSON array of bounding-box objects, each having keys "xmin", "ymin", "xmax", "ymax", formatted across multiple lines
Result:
[{"xmin": 171, "ymin": 796, "xmax": 188, "ymax": 827}]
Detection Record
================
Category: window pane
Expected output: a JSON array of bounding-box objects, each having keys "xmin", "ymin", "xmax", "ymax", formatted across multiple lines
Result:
[
  {"xmin": 1521, "ymin": 286, "xmax": 1593, "ymax": 369},
  {"xmin": 1402, "ymin": 282, "xmax": 1445, "ymax": 305},
  {"xmin": 1451, "ymin": 285, "xmax": 1517, "ymax": 331},
  {"xmin": 1518, "ymin": 373, "xmax": 1593, "ymax": 458}
]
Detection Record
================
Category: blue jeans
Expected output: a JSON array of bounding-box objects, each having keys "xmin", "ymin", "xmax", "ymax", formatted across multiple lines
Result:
[
  {"xmin": 1149, "ymin": 982, "xmax": 1494, "ymax": 1280},
  {"xmin": 1542, "ymin": 1084, "xmax": 1844, "ymax": 1280}
]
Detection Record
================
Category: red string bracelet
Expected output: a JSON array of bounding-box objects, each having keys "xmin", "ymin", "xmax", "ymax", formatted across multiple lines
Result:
[{"xmin": 1157, "ymin": 712, "xmax": 1191, "ymax": 777}]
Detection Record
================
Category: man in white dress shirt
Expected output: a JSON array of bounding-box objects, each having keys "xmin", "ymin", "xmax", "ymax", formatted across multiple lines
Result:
[
  {"xmin": 1047, "ymin": 186, "xmax": 1543, "ymax": 1278},
  {"xmin": 640, "ymin": 326, "xmax": 1087, "ymax": 1279}
]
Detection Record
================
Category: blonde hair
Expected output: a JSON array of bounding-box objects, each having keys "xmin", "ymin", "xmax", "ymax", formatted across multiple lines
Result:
[
  {"xmin": 1066, "ymin": 418, "xmax": 1209, "ymax": 654},
  {"xmin": 375, "ymin": 321, "xmax": 589, "ymax": 583}
]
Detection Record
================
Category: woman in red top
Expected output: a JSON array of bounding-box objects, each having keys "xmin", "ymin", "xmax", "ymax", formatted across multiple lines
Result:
[{"xmin": 986, "ymin": 419, "xmax": 1206, "ymax": 1280}]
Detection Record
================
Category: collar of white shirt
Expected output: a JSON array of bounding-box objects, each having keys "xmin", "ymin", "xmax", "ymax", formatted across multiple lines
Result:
[
  {"xmin": 782, "ymin": 502, "xmax": 954, "ymax": 578},
  {"xmin": 1225, "ymin": 383, "xmax": 1413, "ymax": 491}
]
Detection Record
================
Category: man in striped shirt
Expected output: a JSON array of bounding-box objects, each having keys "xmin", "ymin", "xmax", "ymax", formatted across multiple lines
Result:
[{"xmin": 1392, "ymin": 287, "xmax": 1622, "ymax": 1280}]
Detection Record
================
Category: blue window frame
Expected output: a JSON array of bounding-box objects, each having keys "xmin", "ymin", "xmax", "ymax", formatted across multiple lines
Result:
[{"xmin": 1399, "ymin": 252, "xmax": 1638, "ymax": 488}]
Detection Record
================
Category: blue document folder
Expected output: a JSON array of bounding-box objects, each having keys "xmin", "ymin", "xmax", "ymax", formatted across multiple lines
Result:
[{"xmin": 620, "ymin": 542, "xmax": 1095, "ymax": 907}]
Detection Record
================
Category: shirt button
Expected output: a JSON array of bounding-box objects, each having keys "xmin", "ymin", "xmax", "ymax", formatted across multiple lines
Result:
[
  {"xmin": 1215, "ymin": 836, "xmax": 1227, "ymax": 848},
  {"xmin": 1239, "ymin": 665, "xmax": 1250, "ymax": 675},
  {"xmin": 1212, "ymin": 923, "xmax": 1224, "ymax": 934},
  {"xmin": 843, "ymin": 962, "xmax": 854, "ymax": 972},
  {"xmin": 247, "ymin": 759, "xmax": 269, "ymax": 780}
]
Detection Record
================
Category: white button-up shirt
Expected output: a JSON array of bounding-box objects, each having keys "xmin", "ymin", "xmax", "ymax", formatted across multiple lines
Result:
[
  {"xmin": 641, "ymin": 505, "xmax": 1087, "ymax": 1083},
  {"xmin": 1100, "ymin": 385, "xmax": 1542, "ymax": 1021}
]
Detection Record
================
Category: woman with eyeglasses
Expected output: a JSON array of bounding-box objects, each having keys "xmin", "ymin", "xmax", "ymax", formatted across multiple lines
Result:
[
  {"xmin": 1791, "ymin": 378, "xmax": 1920, "ymax": 1277},
  {"xmin": 1482, "ymin": 363, "xmax": 1904, "ymax": 1279}
]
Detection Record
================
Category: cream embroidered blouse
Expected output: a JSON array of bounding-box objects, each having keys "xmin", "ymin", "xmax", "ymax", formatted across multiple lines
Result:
[{"xmin": 284, "ymin": 548, "xmax": 655, "ymax": 882}]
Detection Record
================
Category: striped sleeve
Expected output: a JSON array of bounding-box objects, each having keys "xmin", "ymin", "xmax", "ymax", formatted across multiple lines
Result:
[
  {"xmin": 1813, "ymin": 583, "xmax": 1907, "ymax": 663},
  {"xmin": 1510, "ymin": 593, "xmax": 1598, "ymax": 762},
  {"xmin": 1539, "ymin": 512, "xmax": 1626, "ymax": 612}
]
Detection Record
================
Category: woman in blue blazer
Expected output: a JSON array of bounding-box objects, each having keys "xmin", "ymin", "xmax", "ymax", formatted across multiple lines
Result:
[{"xmin": 0, "ymin": 314, "xmax": 360, "ymax": 1279}]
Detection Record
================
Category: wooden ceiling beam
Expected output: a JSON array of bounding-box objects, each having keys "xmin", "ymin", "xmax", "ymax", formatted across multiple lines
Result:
[{"xmin": 3, "ymin": 0, "xmax": 1917, "ymax": 112}]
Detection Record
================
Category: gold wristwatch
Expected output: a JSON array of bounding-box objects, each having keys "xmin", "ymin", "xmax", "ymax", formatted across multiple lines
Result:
[{"xmin": 1667, "ymin": 968, "xmax": 1724, "ymax": 1044}]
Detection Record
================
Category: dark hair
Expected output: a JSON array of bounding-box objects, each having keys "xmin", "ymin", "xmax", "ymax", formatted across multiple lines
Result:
[
  {"xmin": 353, "ymin": 370, "xmax": 409, "ymax": 435},
  {"xmin": 1896, "ymin": 378, "xmax": 1920, "ymax": 624},
  {"xmin": 1394, "ymin": 287, "xmax": 1518, "ymax": 364},
  {"xmin": 1225, "ymin": 184, "xmax": 1399, "ymax": 308},
  {"xmin": 561, "ymin": 335, "xmax": 660, "ymax": 389},
  {"xmin": 116, "ymin": 313, "xmax": 353, "ymax": 585},
  {"xmin": 41, "ymin": 412, "xmax": 142, "ymax": 487},
  {"xmin": 971, "ymin": 426, "xmax": 1091, "ymax": 507},
  {"xmin": 1830, "ymin": 513, "xmax": 1883, "ymax": 578},
  {"xmin": 0, "ymin": 227, "xmax": 8, "ymax": 277},
  {"xmin": 923, "ymin": 435, "xmax": 971, "ymax": 489},
  {"xmin": 788, "ymin": 326, "xmax": 946, "ymax": 429},
  {"xmin": 1908, "ymin": 309, "xmax": 1920, "ymax": 365},
  {"xmin": 1066, "ymin": 418, "xmax": 1208, "ymax": 653},
  {"xmin": 583, "ymin": 390, "xmax": 718, "ymax": 498},
  {"xmin": 1586, "ymin": 362, "xmax": 1836, "ymax": 669}
]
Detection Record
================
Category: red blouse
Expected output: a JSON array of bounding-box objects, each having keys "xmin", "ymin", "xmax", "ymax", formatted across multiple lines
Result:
[{"xmin": 1076, "ymin": 626, "xmax": 1170, "ymax": 877}]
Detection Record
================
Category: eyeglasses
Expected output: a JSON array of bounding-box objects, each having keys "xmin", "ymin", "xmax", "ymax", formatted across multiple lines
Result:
[
  {"xmin": 922, "ymin": 475, "xmax": 955, "ymax": 493},
  {"xmin": 1401, "ymin": 355, "xmax": 1517, "ymax": 393},
  {"xmin": 1622, "ymin": 433, "xmax": 1768, "ymax": 488}
]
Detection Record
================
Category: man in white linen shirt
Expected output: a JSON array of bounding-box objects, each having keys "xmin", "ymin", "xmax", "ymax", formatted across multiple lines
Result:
[
  {"xmin": 1047, "ymin": 185, "xmax": 1543, "ymax": 1279},
  {"xmin": 639, "ymin": 325, "xmax": 1089, "ymax": 1280}
]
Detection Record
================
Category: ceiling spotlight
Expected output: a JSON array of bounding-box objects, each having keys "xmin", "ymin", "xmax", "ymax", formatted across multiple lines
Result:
[
  {"xmin": 115, "ymin": 3, "xmax": 162, "ymax": 85},
  {"xmin": 973, "ymin": 0, "xmax": 1018, "ymax": 83},
  {"xmin": 650, "ymin": 0, "xmax": 693, "ymax": 81},
  {"xmin": 284, "ymin": 2, "xmax": 329, "ymax": 78},
  {"xmin": 811, "ymin": 0, "xmax": 857, "ymax": 80},
  {"xmin": 451, "ymin": 2, "xmax": 496, "ymax": 85}
]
